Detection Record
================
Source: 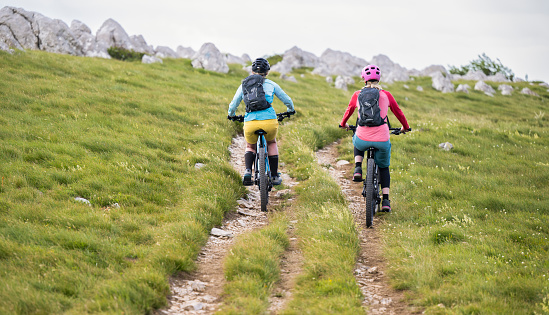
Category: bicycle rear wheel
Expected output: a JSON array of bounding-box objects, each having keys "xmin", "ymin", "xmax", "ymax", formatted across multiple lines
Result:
[
  {"xmin": 364, "ymin": 158, "xmax": 375, "ymax": 228},
  {"xmin": 258, "ymin": 147, "xmax": 269, "ymax": 212}
]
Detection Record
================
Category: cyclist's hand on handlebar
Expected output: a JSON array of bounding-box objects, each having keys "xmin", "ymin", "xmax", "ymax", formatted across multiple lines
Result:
[
  {"xmin": 227, "ymin": 115, "xmax": 234, "ymax": 121},
  {"xmin": 339, "ymin": 123, "xmax": 350, "ymax": 131},
  {"xmin": 288, "ymin": 110, "xmax": 296, "ymax": 115},
  {"xmin": 400, "ymin": 127, "xmax": 412, "ymax": 134}
]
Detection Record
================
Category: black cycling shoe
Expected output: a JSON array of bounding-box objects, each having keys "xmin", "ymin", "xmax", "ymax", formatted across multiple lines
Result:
[
  {"xmin": 353, "ymin": 166, "xmax": 363, "ymax": 182},
  {"xmin": 242, "ymin": 169, "xmax": 253, "ymax": 186},
  {"xmin": 271, "ymin": 173, "xmax": 282, "ymax": 186},
  {"xmin": 381, "ymin": 199, "xmax": 391, "ymax": 212}
]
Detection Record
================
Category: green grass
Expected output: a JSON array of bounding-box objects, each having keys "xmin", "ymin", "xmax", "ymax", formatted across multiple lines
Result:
[
  {"xmin": 221, "ymin": 212, "xmax": 289, "ymax": 314},
  {"xmin": 0, "ymin": 50, "xmax": 248, "ymax": 313},
  {"xmin": 1, "ymin": 49, "xmax": 548, "ymax": 314}
]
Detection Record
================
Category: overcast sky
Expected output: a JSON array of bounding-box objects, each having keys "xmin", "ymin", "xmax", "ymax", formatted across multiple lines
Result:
[{"xmin": 3, "ymin": 0, "xmax": 549, "ymax": 82}]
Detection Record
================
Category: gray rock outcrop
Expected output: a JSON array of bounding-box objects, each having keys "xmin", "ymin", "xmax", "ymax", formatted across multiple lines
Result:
[
  {"xmin": 142, "ymin": 55, "xmax": 163, "ymax": 64},
  {"xmin": 474, "ymin": 81, "xmax": 496, "ymax": 96},
  {"xmin": 498, "ymin": 84, "xmax": 513, "ymax": 96},
  {"xmin": 456, "ymin": 84, "xmax": 470, "ymax": 93},
  {"xmin": 271, "ymin": 46, "xmax": 320, "ymax": 74},
  {"xmin": 155, "ymin": 46, "xmax": 178, "ymax": 58},
  {"xmin": 0, "ymin": 6, "xmax": 83, "ymax": 55},
  {"xmin": 431, "ymin": 72, "xmax": 454, "ymax": 93},
  {"xmin": 191, "ymin": 42, "xmax": 229, "ymax": 73},
  {"xmin": 224, "ymin": 53, "xmax": 247, "ymax": 65},
  {"xmin": 312, "ymin": 48, "xmax": 367, "ymax": 77},
  {"xmin": 70, "ymin": 20, "xmax": 109, "ymax": 58},
  {"xmin": 370, "ymin": 54, "xmax": 409, "ymax": 83},
  {"xmin": 95, "ymin": 18, "xmax": 150, "ymax": 54},
  {"xmin": 521, "ymin": 88, "xmax": 539, "ymax": 97},
  {"xmin": 176, "ymin": 46, "xmax": 195, "ymax": 59}
]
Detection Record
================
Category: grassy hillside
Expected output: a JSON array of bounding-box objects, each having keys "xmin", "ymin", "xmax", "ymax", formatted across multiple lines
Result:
[{"xmin": 1, "ymin": 50, "xmax": 548, "ymax": 314}]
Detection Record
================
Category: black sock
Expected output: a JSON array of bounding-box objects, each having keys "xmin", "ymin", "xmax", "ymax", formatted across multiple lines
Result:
[
  {"xmin": 355, "ymin": 161, "xmax": 362, "ymax": 168},
  {"xmin": 383, "ymin": 194, "xmax": 389, "ymax": 200},
  {"xmin": 269, "ymin": 155, "xmax": 279, "ymax": 177},
  {"xmin": 244, "ymin": 151, "xmax": 255, "ymax": 171}
]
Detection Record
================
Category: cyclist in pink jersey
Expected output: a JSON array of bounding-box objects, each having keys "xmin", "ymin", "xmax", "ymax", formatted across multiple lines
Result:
[{"xmin": 339, "ymin": 65, "xmax": 410, "ymax": 212}]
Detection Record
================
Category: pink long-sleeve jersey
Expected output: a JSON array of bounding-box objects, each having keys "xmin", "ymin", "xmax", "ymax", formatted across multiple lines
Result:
[{"xmin": 340, "ymin": 89, "xmax": 410, "ymax": 142}]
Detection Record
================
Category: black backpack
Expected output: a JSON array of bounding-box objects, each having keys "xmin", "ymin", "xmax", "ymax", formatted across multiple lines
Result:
[
  {"xmin": 357, "ymin": 87, "xmax": 386, "ymax": 127},
  {"xmin": 242, "ymin": 74, "xmax": 271, "ymax": 113}
]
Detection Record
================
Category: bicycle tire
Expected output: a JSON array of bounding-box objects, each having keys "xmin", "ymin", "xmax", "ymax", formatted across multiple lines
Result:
[
  {"xmin": 258, "ymin": 147, "xmax": 269, "ymax": 212},
  {"xmin": 364, "ymin": 158, "xmax": 375, "ymax": 228}
]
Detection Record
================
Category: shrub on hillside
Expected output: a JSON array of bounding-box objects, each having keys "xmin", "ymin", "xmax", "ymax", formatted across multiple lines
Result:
[
  {"xmin": 107, "ymin": 46, "xmax": 145, "ymax": 62},
  {"xmin": 266, "ymin": 54, "xmax": 283, "ymax": 67},
  {"xmin": 449, "ymin": 53, "xmax": 514, "ymax": 80}
]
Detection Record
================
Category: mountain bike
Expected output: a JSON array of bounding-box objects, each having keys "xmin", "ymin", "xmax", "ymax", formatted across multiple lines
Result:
[
  {"xmin": 229, "ymin": 112, "xmax": 294, "ymax": 211},
  {"xmin": 340, "ymin": 124, "xmax": 410, "ymax": 228}
]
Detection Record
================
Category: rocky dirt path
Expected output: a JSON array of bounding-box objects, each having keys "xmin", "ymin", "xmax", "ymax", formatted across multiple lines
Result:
[
  {"xmin": 157, "ymin": 135, "xmax": 302, "ymax": 314},
  {"xmin": 316, "ymin": 141, "xmax": 418, "ymax": 315}
]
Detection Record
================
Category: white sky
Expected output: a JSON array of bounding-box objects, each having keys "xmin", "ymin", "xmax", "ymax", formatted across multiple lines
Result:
[{"xmin": 2, "ymin": 0, "xmax": 549, "ymax": 82}]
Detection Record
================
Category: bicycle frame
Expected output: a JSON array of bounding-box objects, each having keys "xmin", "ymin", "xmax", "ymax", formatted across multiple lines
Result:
[{"xmin": 254, "ymin": 131, "xmax": 271, "ymax": 187}]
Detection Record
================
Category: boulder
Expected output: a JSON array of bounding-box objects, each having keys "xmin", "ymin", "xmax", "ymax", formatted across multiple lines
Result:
[
  {"xmin": 224, "ymin": 53, "xmax": 247, "ymax": 65},
  {"xmin": 131, "ymin": 35, "xmax": 154, "ymax": 54},
  {"xmin": 456, "ymin": 84, "xmax": 470, "ymax": 93},
  {"xmin": 241, "ymin": 53, "xmax": 251, "ymax": 63},
  {"xmin": 521, "ymin": 87, "xmax": 539, "ymax": 97},
  {"xmin": 539, "ymin": 82, "xmax": 549, "ymax": 88},
  {"xmin": 70, "ymin": 20, "xmax": 109, "ymax": 58},
  {"xmin": 155, "ymin": 46, "xmax": 178, "ymax": 58},
  {"xmin": 474, "ymin": 81, "xmax": 496, "ymax": 96},
  {"xmin": 176, "ymin": 45, "xmax": 195, "ymax": 59},
  {"xmin": 420, "ymin": 65, "xmax": 448, "ymax": 77},
  {"xmin": 461, "ymin": 70, "xmax": 487, "ymax": 81},
  {"xmin": 334, "ymin": 75, "xmax": 348, "ymax": 91},
  {"xmin": 311, "ymin": 48, "xmax": 366, "ymax": 77},
  {"xmin": 487, "ymin": 72, "xmax": 509, "ymax": 82},
  {"xmin": 498, "ymin": 84, "xmax": 513, "ymax": 96},
  {"xmin": 191, "ymin": 42, "xmax": 229, "ymax": 73},
  {"xmin": 96, "ymin": 18, "xmax": 150, "ymax": 54},
  {"xmin": 416, "ymin": 86, "xmax": 424, "ymax": 92},
  {"xmin": 0, "ymin": 6, "xmax": 83, "ymax": 55},
  {"xmin": 431, "ymin": 72, "xmax": 454, "ymax": 93},
  {"xmin": 370, "ymin": 54, "xmax": 409, "ymax": 83},
  {"xmin": 271, "ymin": 46, "xmax": 320, "ymax": 74},
  {"xmin": 142, "ymin": 55, "xmax": 162, "ymax": 64}
]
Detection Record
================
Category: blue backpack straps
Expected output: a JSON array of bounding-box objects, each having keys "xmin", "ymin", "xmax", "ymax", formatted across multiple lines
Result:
[{"xmin": 242, "ymin": 74, "xmax": 271, "ymax": 113}]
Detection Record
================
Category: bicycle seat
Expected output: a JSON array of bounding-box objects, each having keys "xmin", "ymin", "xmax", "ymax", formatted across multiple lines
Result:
[{"xmin": 255, "ymin": 129, "xmax": 267, "ymax": 135}]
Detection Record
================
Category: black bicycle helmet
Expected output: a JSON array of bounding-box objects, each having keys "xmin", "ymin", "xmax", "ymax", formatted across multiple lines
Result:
[{"xmin": 252, "ymin": 58, "xmax": 270, "ymax": 73}]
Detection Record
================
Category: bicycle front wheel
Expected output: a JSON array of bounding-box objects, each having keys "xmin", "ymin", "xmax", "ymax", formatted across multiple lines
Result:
[
  {"xmin": 258, "ymin": 148, "xmax": 269, "ymax": 212},
  {"xmin": 364, "ymin": 158, "xmax": 375, "ymax": 228}
]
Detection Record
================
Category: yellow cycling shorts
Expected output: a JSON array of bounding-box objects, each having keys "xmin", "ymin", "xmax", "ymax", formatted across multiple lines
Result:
[{"xmin": 243, "ymin": 119, "xmax": 279, "ymax": 144}]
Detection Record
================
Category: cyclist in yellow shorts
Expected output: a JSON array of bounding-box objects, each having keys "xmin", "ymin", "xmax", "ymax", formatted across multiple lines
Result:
[{"xmin": 228, "ymin": 58, "xmax": 295, "ymax": 186}]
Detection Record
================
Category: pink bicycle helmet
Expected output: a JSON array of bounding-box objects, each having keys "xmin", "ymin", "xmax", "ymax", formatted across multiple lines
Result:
[{"xmin": 361, "ymin": 65, "xmax": 381, "ymax": 82}]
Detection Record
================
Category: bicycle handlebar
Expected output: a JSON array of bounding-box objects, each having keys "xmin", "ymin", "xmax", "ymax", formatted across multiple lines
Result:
[
  {"xmin": 228, "ymin": 111, "xmax": 295, "ymax": 123},
  {"xmin": 339, "ymin": 124, "xmax": 411, "ymax": 135}
]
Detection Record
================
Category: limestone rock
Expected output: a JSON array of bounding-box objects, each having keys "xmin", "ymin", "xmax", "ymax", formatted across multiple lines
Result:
[
  {"xmin": 176, "ymin": 45, "xmax": 195, "ymax": 59},
  {"xmin": 431, "ymin": 72, "xmax": 454, "ymax": 93},
  {"xmin": 474, "ymin": 81, "xmax": 496, "ymax": 96},
  {"xmin": 498, "ymin": 84, "xmax": 513, "ymax": 96},
  {"xmin": 191, "ymin": 42, "xmax": 229, "ymax": 73}
]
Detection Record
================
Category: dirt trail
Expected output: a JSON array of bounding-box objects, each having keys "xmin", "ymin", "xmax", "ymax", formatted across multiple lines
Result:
[
  {"xmin": 157, "ymin": 135, "xmax": 302, "ymax": 314},
  {"xmin": 316, "ymin": 140, "xmax": 417, "ymax": 315}
]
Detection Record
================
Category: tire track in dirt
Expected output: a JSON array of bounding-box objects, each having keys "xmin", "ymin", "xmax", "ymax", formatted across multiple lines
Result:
[
  {"xmin": 157, "ymin": 135, "xmax": 302, "ymax": 314},
  {"xmin": 316, "ymin": 140, "xmax": 419, "ymax": 315}
]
